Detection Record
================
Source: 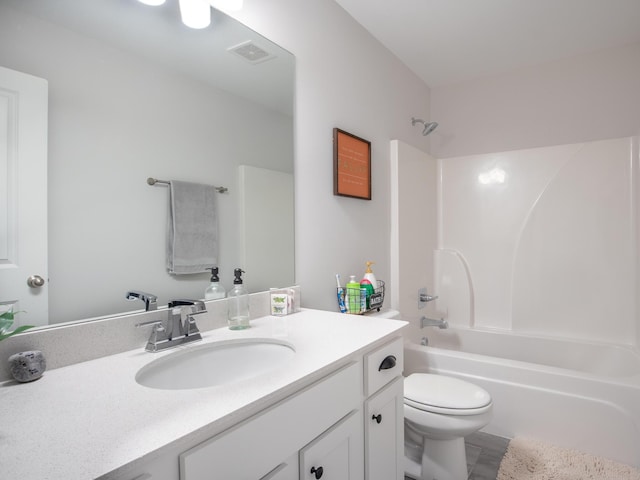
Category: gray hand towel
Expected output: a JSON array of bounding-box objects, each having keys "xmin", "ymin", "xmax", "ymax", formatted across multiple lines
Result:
[{"xmin": 167, "ymin": 180, "xmax": 218, "ymax": 274}]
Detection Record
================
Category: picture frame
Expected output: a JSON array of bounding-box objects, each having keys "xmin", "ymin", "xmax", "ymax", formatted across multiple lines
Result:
[{"xmin": 333, "ymin": 128, "xmax": 371, "ymax": 200}]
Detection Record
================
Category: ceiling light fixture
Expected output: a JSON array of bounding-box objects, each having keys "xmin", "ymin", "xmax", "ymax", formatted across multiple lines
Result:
[
  {"xmin": 179, "ymin": 0, "xmax": 211, "ymax": 29},
  {"xmin": 137, "ymin": 0, "xmax": 166, "ymax": 5},
  {"xmin": 136, "ymin": 0, "xmax": 245, "ymax": 29},
  {"xmin": 209, "ymin": 0, "xmax": 243, "ymax": 12}
]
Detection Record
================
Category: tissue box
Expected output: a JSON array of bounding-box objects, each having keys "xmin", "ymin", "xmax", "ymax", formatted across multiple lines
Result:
[{"xmin": 270, "ymin": 287, "xmax": 300, "ymax": 316}]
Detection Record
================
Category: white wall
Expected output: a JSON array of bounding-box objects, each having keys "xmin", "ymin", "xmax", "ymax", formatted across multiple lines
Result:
[
  {"xmin": 431, "ymin": 41, "xmax": 640, "ymax": 159},
  {"xmin": 390, "ymin": 140, "xmax": 438, "ymax": 342},
  {"xmin": 230, "ymin": 0, "xmax": 432, "ymax": 311}
]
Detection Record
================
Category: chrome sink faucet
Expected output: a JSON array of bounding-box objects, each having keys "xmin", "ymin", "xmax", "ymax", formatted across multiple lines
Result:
[
  {"xmin": 167, "ymin": 299, "xmax": 206, "ymax": 339},
  {"xmin": 136, "ymin": 299, "xmax": 205, "ymax": 352}
]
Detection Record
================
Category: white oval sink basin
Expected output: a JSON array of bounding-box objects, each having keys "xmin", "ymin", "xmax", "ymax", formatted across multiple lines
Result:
[{"xmin": 135, "ymin": 338, "xmax": 296, "ymax": 390}]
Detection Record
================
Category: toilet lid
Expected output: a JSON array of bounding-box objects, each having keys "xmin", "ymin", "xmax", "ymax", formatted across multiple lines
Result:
[{"xmin": 404, "ymin": 373, "xmax": 491, "ymax": 411}]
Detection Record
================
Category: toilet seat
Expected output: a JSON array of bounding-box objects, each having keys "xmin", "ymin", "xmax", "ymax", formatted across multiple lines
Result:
[{"xmin": 404, "ymin": 373, "xmax": 492, "ymax": 416}]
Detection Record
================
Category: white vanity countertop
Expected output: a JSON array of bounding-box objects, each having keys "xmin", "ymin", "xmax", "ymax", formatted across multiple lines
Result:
[{"xmin": 0, "ymin": 309, "xmax": 406, "ymax": 480}]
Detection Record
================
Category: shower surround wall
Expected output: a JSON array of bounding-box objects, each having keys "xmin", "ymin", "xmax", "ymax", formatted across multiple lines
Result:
[
  {"xmin": 437, "ymin": 136, "xmax": 638, "ymax": 346},
  {"xmin": 392, "ymin": 137, "xmax": 640, "ymax": 463}
]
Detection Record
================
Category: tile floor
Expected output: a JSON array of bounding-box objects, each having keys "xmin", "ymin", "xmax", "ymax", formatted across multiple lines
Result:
[
  {"xmin": 465, "ymin": 432, "xmax": 510, "ymax": 480},
  {"xmin": 405, "ymin": 431, "xmax": 511, "ymax": 480}
]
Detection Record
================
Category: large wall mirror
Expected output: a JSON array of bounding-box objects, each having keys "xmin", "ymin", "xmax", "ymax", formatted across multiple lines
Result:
[{"xmin": 0, "ymin": 0, "xmax": 295, "ymax": 327}]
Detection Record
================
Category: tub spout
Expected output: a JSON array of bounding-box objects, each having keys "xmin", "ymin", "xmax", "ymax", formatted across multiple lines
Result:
[{"xmin": 420, "ymin": 316, "xmax": 448, "ymax": 329}]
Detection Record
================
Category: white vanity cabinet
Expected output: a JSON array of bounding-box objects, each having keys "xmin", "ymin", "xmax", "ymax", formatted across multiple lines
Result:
[
  {"xmin": 363, "ymin": 337, "xmax": 405, "ymax": 480},
  {"xmin": 116, "ymin": 334, "xmax": 405, "ymax": 480},
  {"xmin": 2, "ymin": 310, "xmax": 408, "ymax": 480},
  {"xmin": 180, "ymin": 361, "xmax": 362, "ymax": 480}
]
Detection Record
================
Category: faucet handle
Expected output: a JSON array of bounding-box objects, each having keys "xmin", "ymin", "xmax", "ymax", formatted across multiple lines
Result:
[
  {"xmin": 136, "ymin": 320, "xmax": 167, "ymax": 352},
  {"xmin": 418, "ymin": 287, "xmax": 438, "ymax": 309},
  {"xmin": 135, "ymin": 320, "xmax": 164, "ymax": 329},
  {"xmin": 183, "ymin": 316, "xmax": 201, "ymax": 337}
]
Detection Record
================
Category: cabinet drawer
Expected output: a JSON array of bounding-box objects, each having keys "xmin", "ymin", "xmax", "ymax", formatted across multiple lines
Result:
[
  {"xmin": 364, "ymin": 336, "xmax": 403, "ymax": 397},
  {"xmin": 180, "ymin": 361, "xmax": 361, "ymax": 480}
]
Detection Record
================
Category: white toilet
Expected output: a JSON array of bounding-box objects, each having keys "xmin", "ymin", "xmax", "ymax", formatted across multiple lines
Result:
[{"xmin": 403, "ymin": 373, "xmax": 493, "ymax": 480}]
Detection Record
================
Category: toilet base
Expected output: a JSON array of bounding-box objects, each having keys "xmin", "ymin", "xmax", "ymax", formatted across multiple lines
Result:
[
  {"xmin": 404, "ymin": 454, "xmax": 421, "ymax": 480},
  {"xmin": 404, "ymin": 437, "xmax": 468, "ymax": 480}
]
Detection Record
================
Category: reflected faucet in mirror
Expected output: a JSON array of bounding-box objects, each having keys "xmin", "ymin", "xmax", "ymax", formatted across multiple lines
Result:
[{"xmin": 126, "ymin": 291, "xmax": 158, "ymax": 311}]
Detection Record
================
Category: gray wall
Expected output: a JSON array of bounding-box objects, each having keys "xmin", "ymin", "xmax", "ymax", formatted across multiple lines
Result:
[{"xmin": 231, "ymin": 0, "xmax": 433, "ymax": 311}]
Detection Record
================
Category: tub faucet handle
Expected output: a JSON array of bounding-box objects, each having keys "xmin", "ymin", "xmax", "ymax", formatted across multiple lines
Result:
[{"xmin": 418, "ymin": 287, "xmax": 438, "ymax": 309}]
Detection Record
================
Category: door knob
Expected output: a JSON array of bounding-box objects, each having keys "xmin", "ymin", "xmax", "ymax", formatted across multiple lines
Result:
[
  {"xmin": 310, "ymin": 466, "xmax": 323, "ymax": 479},
  {"xmin": 27, "ymin": 275, "xmax": 45, "ymax": 288}
]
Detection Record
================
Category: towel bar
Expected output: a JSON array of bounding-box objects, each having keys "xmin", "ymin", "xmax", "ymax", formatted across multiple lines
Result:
[{"xmin": 147, "ymin": 177, "xmax": 228, "ymax": 193}]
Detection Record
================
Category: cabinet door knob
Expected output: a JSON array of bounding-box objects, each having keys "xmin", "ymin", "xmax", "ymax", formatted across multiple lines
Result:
[
  {"xmin": 310, "ymin": 466, "xmax": 324, "ymax": 479},
  {"xmin": 378, "ymin": 355, "xmax": 396, "ymax": 371},
  {"xmin": 372, "ymin": 413, "xmax": 382, "ymax": 424}
]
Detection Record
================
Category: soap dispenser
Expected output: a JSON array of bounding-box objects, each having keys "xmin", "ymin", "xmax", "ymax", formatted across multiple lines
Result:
[
  {"xmin": 205, "ymin": 267, "xmax": 226, "ymax": 300},
  {"xmin": 362, "ymin": 261, "xmax": 377, "ymax": 286},
  {"xmin": 228, "ymin": 268, "xmax": 250, "ymax": 330}
]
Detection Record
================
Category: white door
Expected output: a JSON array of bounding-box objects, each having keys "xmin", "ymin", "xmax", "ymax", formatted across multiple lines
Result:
[
  {"xmin": 0, "ymin": 66, "xmax": 48, "ymax": 327},
  {"xmin": 238, "ymin": 165, "xmax": 295, "ymax": 292}
]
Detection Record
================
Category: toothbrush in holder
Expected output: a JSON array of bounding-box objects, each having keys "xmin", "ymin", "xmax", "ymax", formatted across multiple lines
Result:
[{"xmin": 336, "ymin": 274, "xmax": 348, "ymax": 313}]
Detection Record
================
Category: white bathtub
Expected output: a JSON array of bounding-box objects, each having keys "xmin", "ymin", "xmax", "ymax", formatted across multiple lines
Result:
[{"xmin": 403, "ymin": 328, "xmax": 640, "ymax": 467}]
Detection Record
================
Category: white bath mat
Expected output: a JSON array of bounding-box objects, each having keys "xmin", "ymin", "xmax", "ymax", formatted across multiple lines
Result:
[{"xmin": 497, "ymin": 437, "xmax": 640, "ymax": 480}]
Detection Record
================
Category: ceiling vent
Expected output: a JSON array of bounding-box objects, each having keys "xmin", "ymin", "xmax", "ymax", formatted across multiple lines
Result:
[{"xmin": 228, "ymin": 41, "xmax": 275, "ymax": 64}]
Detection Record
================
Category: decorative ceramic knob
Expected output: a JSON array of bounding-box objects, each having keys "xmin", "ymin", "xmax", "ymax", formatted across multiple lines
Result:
[{"xmin": 8, "ymin": 350, "xmax": 46, "ymax": 382}]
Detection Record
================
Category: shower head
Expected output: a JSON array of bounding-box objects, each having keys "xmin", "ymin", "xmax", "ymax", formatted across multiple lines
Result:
[{"xmin": 411, "ymin": 117, "xmax": 438, "ymax": 136}]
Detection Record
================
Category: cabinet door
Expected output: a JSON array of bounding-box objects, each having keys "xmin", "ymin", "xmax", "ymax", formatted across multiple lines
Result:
[
  {"xmin": 365, "ymin": 377, "xmax": 404, "ymax": 480},
  {"xmin": 299, "ymin": 410, "xmax": 364, "ymax": 480},
  {"xmin": 181, "ymin": 362, "xmax": 361, "ymax": 480}
]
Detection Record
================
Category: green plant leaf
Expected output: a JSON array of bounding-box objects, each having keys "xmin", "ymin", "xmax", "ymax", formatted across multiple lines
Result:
[
  {"xmin": 0, "ymin": 310, "xmax": 31, "ymax": 341},
  {"xmin": 0, "ymin": 325, "xmax": 34, "ymax": 341},
  {"xmin": 0, "ymin": 317, "xmax": 12, "ymax": 335}
]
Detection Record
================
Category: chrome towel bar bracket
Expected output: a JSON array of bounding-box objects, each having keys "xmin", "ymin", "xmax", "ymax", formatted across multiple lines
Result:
[{"xmin": 147, "ymin": 177, "xmax": 228, "ymax": 193}]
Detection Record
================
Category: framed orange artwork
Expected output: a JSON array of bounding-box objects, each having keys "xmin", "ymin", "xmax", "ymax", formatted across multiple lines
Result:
[{"xmin": 333, "ymin": 128, "xmax": 371, "ymax": 200}]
